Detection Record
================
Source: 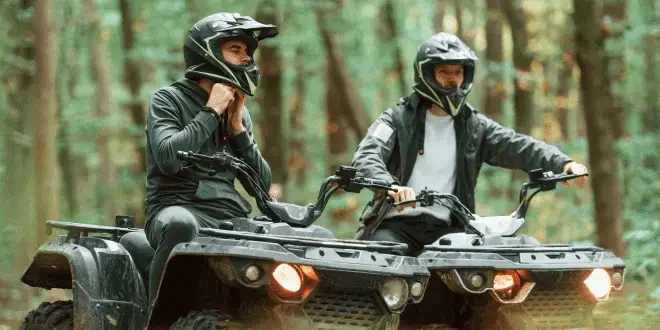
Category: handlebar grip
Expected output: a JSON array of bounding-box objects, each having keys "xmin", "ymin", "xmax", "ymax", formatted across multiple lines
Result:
[
  {"xmin": 176, "ymin": 151, "xmax": 189, "ymax": 160},
  {"xmin": 362, "ymin": 178, "xmax": 391, "ymax": 187}
]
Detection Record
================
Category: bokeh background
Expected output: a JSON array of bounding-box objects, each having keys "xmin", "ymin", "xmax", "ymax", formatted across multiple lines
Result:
[{"xmin": 0, "ymin": 0, "xmax": 659, "ymax": 328}]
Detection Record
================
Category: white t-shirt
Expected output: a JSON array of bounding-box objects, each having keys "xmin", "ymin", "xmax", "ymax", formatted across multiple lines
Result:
[{"xmin": 383, "ymin": 112, "xmax": 457, "ymax": 223}]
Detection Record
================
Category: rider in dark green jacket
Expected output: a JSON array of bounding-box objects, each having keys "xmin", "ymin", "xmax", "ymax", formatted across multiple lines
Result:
[{"xmin": 121, "ymin": 12, "xmax": 277, "ymax": 305}]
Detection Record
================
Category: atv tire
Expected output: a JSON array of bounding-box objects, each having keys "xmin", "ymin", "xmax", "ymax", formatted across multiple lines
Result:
[
  {"xmin": 19, "ymin": 300, "xmax": 74, "ymax": 330},
  {"xmin": 171, "ymin": 310, "xmax": 241, "ymax": 330}
]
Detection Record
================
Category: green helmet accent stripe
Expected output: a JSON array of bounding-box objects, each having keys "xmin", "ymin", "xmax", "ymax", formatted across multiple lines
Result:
[
  {"xmin": 446, "ymin": 95, "xmax": 463, "ymax": 116},
  {"xmin": 245, "ymin": 71, "xmax": 256, "ymax": 94},
  {"xmin": 417, "ymin": 58, "xmax": 442, "ymax": 106},
  {"xmin": 201, "ymin": 33, "xmax": 240, "ymax": 83}
]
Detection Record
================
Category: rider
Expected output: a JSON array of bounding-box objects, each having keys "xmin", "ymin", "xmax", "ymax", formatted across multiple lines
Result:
[
  {"xmin": 353, "ymin": 32, "xmax": 588, "ymax": 256},
  {"xmin": 120, "ymin": 12, "xmax": 277, "ymax": 304}
]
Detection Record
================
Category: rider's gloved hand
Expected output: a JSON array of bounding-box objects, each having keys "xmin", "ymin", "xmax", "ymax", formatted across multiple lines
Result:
[
  {"xmin": 561, "ymin": 162, "xmax": 589, "ymax": 188},
  {"xmin": 389, "ymin": 185, "xmax": 417, "ymax": 212}
]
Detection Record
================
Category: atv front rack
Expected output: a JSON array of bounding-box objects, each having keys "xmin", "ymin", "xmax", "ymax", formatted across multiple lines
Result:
[
  {"xmin": 199, "ymin": 228, "xmax": 408, "ymax": 254},
  {"xmin": 45, "ymin": 221, "xmax": 408, "ymax": 254}
]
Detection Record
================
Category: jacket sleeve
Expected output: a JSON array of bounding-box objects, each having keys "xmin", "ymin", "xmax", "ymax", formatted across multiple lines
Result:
[
  {"xmin": 147, "ymin": 89, "xmax": 218, "ymax": 176},
  {"xmin": 351, "ymin": 109, "xmax": 400, "ymax": 185},
  {"xmin": 480, "ymin": 114, "xmax": 572, "ymax": 173},
  {"xmin": 229, "ymin": 106, "xmax": 272, "ymax": 195}
]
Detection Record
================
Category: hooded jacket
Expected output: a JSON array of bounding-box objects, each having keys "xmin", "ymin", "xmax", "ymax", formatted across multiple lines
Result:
[
  {"xmin": 145, "ymin": 78, "xmax": 271, "ymax": 226},
  {"xmin": 352, "ymin": 93, "xmax": 572, "ymax": 239}
]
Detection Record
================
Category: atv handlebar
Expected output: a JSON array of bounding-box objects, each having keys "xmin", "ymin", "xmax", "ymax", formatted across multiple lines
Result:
[
  {"xmin": 516, "ymin": 169, "xmax": 588, "ymax": 218},
  {"xmin": 392, "ymin": 169, "xmax": 588, "ymax": 234},
  {"xmin": 176, "ymin": 151, "xmax": 396, "ymax": 227}
]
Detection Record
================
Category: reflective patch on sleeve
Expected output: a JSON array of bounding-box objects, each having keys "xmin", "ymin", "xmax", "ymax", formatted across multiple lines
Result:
[{"xmin": 372, "ymin": 123, "xmax": 394, "ymax": 144}]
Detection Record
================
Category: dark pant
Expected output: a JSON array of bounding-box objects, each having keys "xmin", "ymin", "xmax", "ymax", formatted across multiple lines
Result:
[
  {"xmin": 145, "ymin": 206, "xmax": 202, "ymax": 304},
  {"xmin": 364, "ymin": 214, "xmax": 462, "ymax": 256},
  {"xmin": 120, "ymin": 206, "xmax": 202, "ymax": 305},
  {"xmin": 119, "ymin": 231, "xmax": 154, "ymax": 291}
]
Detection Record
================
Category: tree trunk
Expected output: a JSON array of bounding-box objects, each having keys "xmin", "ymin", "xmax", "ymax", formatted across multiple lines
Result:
[
  {"xmin": 85, "ymin": 0, "xmax": 119, "ymax": 225},
  {"xmin": 288, "ymin": 47, "xmax": 308, "ymax": 186},
  {"xmin": 484, "ymin": 0, "xmax": 505, "ymax": 123},
  {"xmin": 380, "ymin": 0, "xmax": 408, "ymax": 96},
  {"xmin": 455, "ymin": 0, "xmax": 464, "ymax": 40},
  {"xmin": 643, "ymin": 1, "xmax": 659, "ymax": 133},
  {"xmin": 603, "ymin": 0, "xmax": 628, "ymax": 139},
  {"xmin": 255, "ymin": 2, "xmax": 286, "ymax": 186},
  {"xmin": 316, "ymin": 6, "xmax": 370, "ymax": 140},
  {"xmin": 556, "ymin": 19, "xmax": 575, "ymax": 141},
  {"xmin": 57, "ymin": 30, "xmax": 81, "ymax": 217},
  {"xmin": 119, "ymin": 0, "xmax": 146, "ymax": 227},
  {"xmin": 3, "ymin": 0, "xmax": 35, "ymax": 310},
  {"xmin": 34, "ymin": 0, "xmax": 59, "ymax": 247},
  {"xmin": 503, "ymin": 0, "xmax": 535, "ymax": 198},
  {"xmin": 434, "ymin": 0, "xmax": 446, "ymax": 31},
  {"xmin": 326, "ymin": 64, "xmax": 347, "ymax": 174},
  {"xmin": 455, "ymin": 0, "xmax": 476, "ymax": 47},
  {"xmin": 503, "ymin": 0, "xmax": 534, "ymax": 136},
  {"xmin": 573, "ymin": 0, "xmax": 625, "ymax": 257},
  {"xmin": 185, "ymin": 0, "xmax": 198, "ymax": 26}
]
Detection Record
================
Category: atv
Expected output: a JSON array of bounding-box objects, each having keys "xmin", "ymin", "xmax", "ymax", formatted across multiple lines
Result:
[
  {"xmin": 18, "ymin": 150, "xmax": 430, "ymax": 330},
  {"xmin": 393, "ymin": 169, "xmax": 626, "ymax": 329}
]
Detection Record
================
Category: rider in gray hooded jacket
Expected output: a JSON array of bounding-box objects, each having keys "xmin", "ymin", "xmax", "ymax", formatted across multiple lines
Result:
[{"xmin": 353, "ymin": 33, "xmax": 588, "ymax": 255}]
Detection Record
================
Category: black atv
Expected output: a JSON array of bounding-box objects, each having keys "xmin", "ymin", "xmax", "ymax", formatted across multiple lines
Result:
[
  {"xmin": 19, "ymin": 150, "xmax": 430, "ymax": 330},
  {"xmin": 393, "ymin": 169, "xmax": 626, "ymax": 329}
]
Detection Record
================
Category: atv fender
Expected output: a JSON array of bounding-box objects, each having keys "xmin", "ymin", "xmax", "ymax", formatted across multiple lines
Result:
[{"xmin": 21, "ymin": 235, "xmax": 148, "ymax": 330}]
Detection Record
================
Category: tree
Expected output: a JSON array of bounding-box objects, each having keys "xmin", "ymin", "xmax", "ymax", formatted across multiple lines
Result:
[
  {"xmin": 3, "ymin": 0, "xmax": 35, "ymax": 310},
  {"xmin": 119, "ymin": 0, "xmax": 147, "ymax": 227},
  {"xmin": 603, "ymin": 0, "xmax": 628, "ymax": 139},
  {"xmin": 502, "ymin": 0, "xmax": 534, "ymax": 136},
  {"xmin": 642, "ymin": 0, "xmax": 659, "ymax": 133},
  {"xmin": 379, "ymin": 0, "xmax": 408, "ymax": 97},
  {"xmin": 315, "ymin": 2, "xmax": 370, "ymax": 141},
  {"xmin": 57, "ymin": 1, "xmax": 82, "ymax": 217},
  {"xmin": 255, "ymin": 1, "xmax": 286, "ymax": 186},
  {"xmin": 503, "ymin": 0, "xmax": 535, "ymax": 198},
  {"xmin": 434, "ymin": 0, "xmax": 446, "ymax": 31},
  {"xmin": 85, "ymin": 0, "xmax": 119, "ymax": 224},
  {"xmin": 287, "ymin": 47, "xmax": 309, "ymax": 186},
  {"xmin": 556, "ymin": 13, "xmax": 575, "ymax": 141},
  {"xmin": 573, "ymin": 0, "xmax": 625, "ymax": 257},
  {"xmin": 34, "ymin": 0, "xmax": 59, "ymax": 247},
  {"xmin": 484, "ymin": 0, "xmax": 505, "ymax": 123},
  {"xmin": 455, "ymin": 0, "xmax": 476, "ymax": 48},
  {"xmin": 326, "ymin": 63, "xmax": 347, "ymax": 174}
]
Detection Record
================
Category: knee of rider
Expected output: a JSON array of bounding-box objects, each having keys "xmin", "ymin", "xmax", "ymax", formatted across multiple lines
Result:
[
  {"xmin": 120, "ymin": 232, "xmax": 145, "ymax": 252},
  {"xmin": 163, "ymin": 212, "xmax": 199, "ymax": 242}
]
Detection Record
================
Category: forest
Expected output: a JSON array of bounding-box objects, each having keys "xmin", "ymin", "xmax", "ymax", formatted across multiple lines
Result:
[{"xmin": 0, "ymin": 0, "xmax": 658, "ymax": 328}]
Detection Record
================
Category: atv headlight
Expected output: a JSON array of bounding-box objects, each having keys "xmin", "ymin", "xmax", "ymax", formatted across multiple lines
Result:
[
  {"xmin": 273, "ymin": 263, "xmax": 302, "ymax": 292},
  {"xmin": 269, "ymin": 264, "xmax": 319, "ymax": 303},
  {"xmin": 379, "ymin": 277, "xmax": 409, "ymax": 310},
  {"xmin": 584, "ymin": 268, "xmax": 611, "ymax": 300}
]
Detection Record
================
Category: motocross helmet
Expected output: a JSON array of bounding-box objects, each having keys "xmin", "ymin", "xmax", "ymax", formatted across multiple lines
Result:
[
  {"xmin": 183, "ymin": 12, "xmax": 278, "ymax": 96},
  {"xmin": 412, "ymin": 32, "xmax": 478, "ymax": 116}
]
